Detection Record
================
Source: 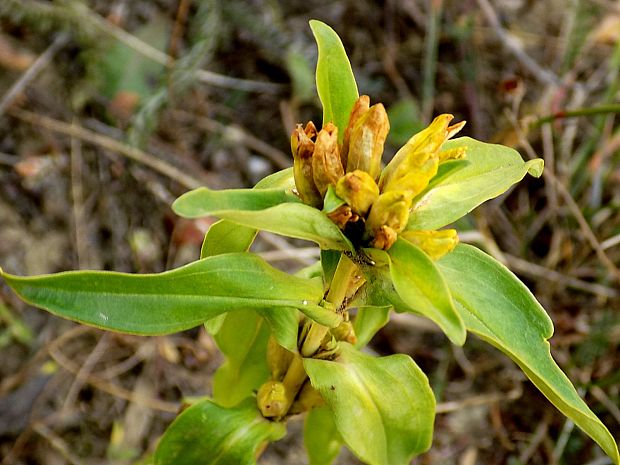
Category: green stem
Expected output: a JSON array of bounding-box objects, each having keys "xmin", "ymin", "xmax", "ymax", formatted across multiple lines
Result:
[
  {"xmin": 531, "ymin": 103, "xmax": 620, "ymax": 128},
  {"xmin": 301, "ymin": 253, "xmax": 357, "ymax": 357},
  {"xmin": 259, "ymin": 253, "xmax": 359, "ymax": 418}
]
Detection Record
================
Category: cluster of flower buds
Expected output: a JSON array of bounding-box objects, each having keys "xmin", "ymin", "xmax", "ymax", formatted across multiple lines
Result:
[{"xmin": 291, "ymin": 95, "xmax": 466, "ymax": 255}]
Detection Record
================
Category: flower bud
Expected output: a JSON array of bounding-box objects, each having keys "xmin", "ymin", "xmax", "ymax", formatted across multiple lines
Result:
[
  {"xmin": 335, "ymin": 170, "xmax": 380, "ymax": 216},
  {"xmin": 291, "ymin": 122, "xmax": 322, "ymax": 208},
  {"xmin": 401, "ymin": 229, "xmax": 459, "ymax": 259},
  {"xmin": 289, "ymin": 382, "xmax": 325, "ymax": 414},
  {"xmin": 312, "ymin": 123, "xmax": 344, "ymax": 196},
  {"xmin": 331, "ymin": 320, "xmax": 357, "ymax": 344},
  {"xmin": 366, "ymin": 190, "xmax": 414, "ymax": 250},
  {"xmin": 257, "ymin": 380, "xmax": 288, "ymax": 418},
  {"xmin": 346, "ymin": 103, "xmax": 390, "ymax": 180},
  {"xmin": 380, "ymin": 114, "xmax": 465, "ymax": 193},
  {"xmin": 267, "ymin": 335, "xmax": 294, "ymax": 381}
]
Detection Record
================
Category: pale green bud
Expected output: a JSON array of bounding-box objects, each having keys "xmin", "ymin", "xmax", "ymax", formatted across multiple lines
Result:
[
  {"xmin": 257, "ymin": 380, "xmax": 288, "ymax": 418},
  {"xmin": 289, "ymin": 382, "xmax": 325, "ymax": 414},
  {"xmin": 267, "ymin": 335, "xmax": 294, "ymax": 381},
  {"xmin": 331, "ymin": 320, "xmax": 357, "ymax": 344}
]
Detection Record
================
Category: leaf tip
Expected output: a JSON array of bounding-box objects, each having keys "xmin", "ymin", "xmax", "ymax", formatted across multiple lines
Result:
[
  {"xmin": 308, "ymin": 19, "xmax": 329, "ymax": 35},
  {"xmin": 526, "ymin": 158, "xmax": 544, "ymax": 178}
]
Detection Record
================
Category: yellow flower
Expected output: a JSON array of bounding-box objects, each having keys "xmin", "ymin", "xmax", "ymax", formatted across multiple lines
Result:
[{"xmin": 290, "ymin": 97, "xmax": 466, "ymax": 254}]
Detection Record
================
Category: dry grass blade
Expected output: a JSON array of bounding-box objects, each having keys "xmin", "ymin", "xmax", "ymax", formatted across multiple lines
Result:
[
  {"xmin": 0, "ymin": 32, "xmax": 69, "ymax": 116},
  {"xmin": 475, "ymin": 0, "xmax": 559, "ymax": 86},
  {"xmin": 48, "ymin": 341, "xmax": 179, "ymax": 413},
  {"xmin": 507, "ymin": 112, "xmax": 620, "ymax": 283},
  {"xmin": 9, "ymin": 108, "xmax": 204, "ymax": 189},
  {"xmin": 435, "ymin": 386, "xmax": 523, "ymax": 414},
  {"xmin": 80, "ymin": 4, "xmax": 285, "ymax": 94}
]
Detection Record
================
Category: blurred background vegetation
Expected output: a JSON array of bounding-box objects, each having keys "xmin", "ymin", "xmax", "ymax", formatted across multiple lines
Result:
[{"xmin": 0, "ymin": 0, "xmax": 618, "ymax": 464}]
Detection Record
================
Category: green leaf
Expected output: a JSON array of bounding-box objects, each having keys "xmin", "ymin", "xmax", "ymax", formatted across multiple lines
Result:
[
  {"xmin": 353, "ymin": 306, "xmax": 391, "ymax": 348},
  {"xmin": 200, "ymin": 168, "xmax": 295, "ymax": 275},
  {"xmin": 437, "ymin": 244, "xmax": 620, "ymax": 465},
  {"xmin": 384, "ymin": 238, "xmax": 466, "ymax": 346},
  {"xmin": 258, "ymin": 308, "xmax": 299, "ymax": 352},
  {"xmin": 1, "ymin": 253, "xmax": 340, "ymax": 334},
  {"xmin": 323, "ymin": 185, "xmax": 345, "ymax": 213},
  {"xmin": 154, "ymin": 397, "xmax": 286, "ymax": 465},
  {"xmin": 309, "ymin": 20, "xmax": 359, "ymax": 137},
  {"xmin": 200, "ymin": 219, "xmax": 257, "ymax": 335},
  {"xmin": 320, "ymin": 250, "xmax": 341, "ymax": 288},
  {"xmin": 304, "ymin": 343, "xmax": 435, "ymax": 465},
  {"xmin": 212, "ymin": 311, "xmax": 270, "ymax": 407},
  {"xmin": 407, "ymin": 137, "xmax": 544, "ymax": 230},
  {"xmin": 201, "ymin": 219, "xmax": 257, "ymax": 259},
  {"xmin": 304, "ymin": 406, "xmax": 342, "ymax": 465},
  {"xmin": 173, "ymin": 187, "xmax": 353, "ymax": 251}
]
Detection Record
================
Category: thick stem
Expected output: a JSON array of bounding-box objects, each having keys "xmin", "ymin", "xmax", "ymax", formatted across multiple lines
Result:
[
  {"xmin": 259, "ymin": 252, "xmax": 359, "ymax": 419},
  {"xmin": 300, "ymin": 253, "xmax": 357, "ymax": 357}
]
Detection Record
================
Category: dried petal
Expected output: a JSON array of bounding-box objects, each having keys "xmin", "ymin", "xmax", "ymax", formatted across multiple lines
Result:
[
  {"xmin": 346, "ymin": 103, "xmax": 390, "ymax": 180},
  {"xmin": 312, "ymin": 123, "xmax": 344, "ymax": 196},
  {"xmin": 291, "ymin": 122, "xmax": 322, "ymax": 207},
  {"xmin": 327, "ymin": 204, "xmax": 355, "ymax": 229},
  {"xmin": 371, "ymin": 226, "xmax": 398, "ymax": 250},
  {"xmin": 341, "ymin": 95, "xmax": 370, "ymax": 169}
]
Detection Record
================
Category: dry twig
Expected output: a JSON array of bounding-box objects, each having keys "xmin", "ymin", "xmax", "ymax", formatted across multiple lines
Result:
[
  {"xmin": 9, "ymin": 108, "xmax": 204, "ymax": 189},
  {"xmin": 0, "ymin": 32, "xmax": 69, "ymax": 116}
]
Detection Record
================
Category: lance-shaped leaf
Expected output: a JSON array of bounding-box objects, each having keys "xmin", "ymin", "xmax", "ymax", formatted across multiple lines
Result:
[
  {"xmin": 310, "ymin": 20, "xmax": 359, "ymax": 138},
  {"xmin": 173, "ymin": 187, "xmax": 353, "ymax": 251},
  {"xmin": 437, "ymin": 244, "xmax": 620, "ymax": 465},
  {"xmin": 367, "ymin": 238, "xmax": 466, "ymax": 346},
  {"xmin": 304, "ymin": 343, "xmax": 435, "ymax": 465},
  {"xmin": 1, "ymin": 253, "xmax": 341, "ymax": 334},
  {"xmin": 200, "ymin": 168, "xmax": 296, "ymax": 259},
  {"xmin": 212, "ymin": 310, "xmax": 270, "ymax": 407},
  {"xmin": 201, "ymin": 219, "xmax": 257, "ymax": 259},
  {"xmin": 200, "ymin": 168, "xmax": 298, "ymax": 334},
  {"xmin": 304, "ymin": 406, "xmax": 343, "ymax": 465},
  {"xmin": 154, "ymin": 397, "xmax": 286, "ymax": 465},
  {"xmin": 407, "ymin": 137, "xmax": 544, "ymax": 230},
  {"xmin": 200, "ymin": 219, "xmax": 295, "ymax": 345}
]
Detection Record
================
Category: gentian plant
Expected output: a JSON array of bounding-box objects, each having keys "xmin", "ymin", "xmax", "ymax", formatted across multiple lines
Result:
[{"xmin": 1, "ymin": 21, "xmax": 618, "ymax": 465}]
